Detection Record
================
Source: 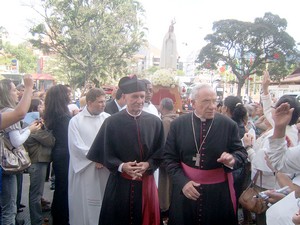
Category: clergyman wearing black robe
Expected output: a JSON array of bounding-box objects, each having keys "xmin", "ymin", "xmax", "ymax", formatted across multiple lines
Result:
[
  {"xmin": 164, "ymin": 112, "xmax": 247, "ymax": 225},
  {"xmin": 87, "ymin": 75, "xmax": 164, "ymax": 225},
  {"xmin": 87, "ymin": 110, "xmax": 164, "ymax": 225}
]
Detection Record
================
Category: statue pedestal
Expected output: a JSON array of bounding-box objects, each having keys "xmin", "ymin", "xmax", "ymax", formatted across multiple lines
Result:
[{"xmin": 152, "ymin": 85, "xmax": 182, "ymax": 112}]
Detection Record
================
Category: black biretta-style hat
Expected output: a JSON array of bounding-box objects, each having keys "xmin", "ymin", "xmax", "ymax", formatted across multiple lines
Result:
[{"xmin": 118, "ymin": 75, "xmax": 146, "ymax": 94}]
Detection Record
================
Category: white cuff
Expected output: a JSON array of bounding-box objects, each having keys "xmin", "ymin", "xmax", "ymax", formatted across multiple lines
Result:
[{"xmin": 118, "ymin": 163, "xmax": 124, "ymax": 172}]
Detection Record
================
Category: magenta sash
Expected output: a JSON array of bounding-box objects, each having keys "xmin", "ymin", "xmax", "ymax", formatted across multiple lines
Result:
[
  {"xmin": 181, "ymin": 162, "xmax": 237, "ymax": 214},
  {"xmin": 121, "ymin": 173, "xmax": 160, "ymax": 225}
]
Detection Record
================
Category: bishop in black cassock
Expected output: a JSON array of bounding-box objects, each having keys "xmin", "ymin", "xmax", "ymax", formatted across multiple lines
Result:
[{"xmin": 164, "ymin": 84, "xmax": 247, "ymax": 225}]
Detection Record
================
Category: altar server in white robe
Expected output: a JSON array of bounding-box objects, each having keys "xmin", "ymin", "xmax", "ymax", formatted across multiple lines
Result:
[{"xmin": 68, "ymin": 88, "xmax": 110, "ymax": 225}]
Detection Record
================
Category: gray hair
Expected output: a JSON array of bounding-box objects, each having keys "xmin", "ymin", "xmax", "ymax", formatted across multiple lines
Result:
[
  {"xmin": 160, "ymin": 98, "xmax": 174, "ymax": 111},
  {"xmin": 190, "ymin": 83, "xmax": 213, "ymax": 100}
]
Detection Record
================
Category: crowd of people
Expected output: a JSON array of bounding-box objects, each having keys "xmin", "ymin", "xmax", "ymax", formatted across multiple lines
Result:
[{"xmin": 1, "ymin": 71, "xmax": 300, "ymax": 225}]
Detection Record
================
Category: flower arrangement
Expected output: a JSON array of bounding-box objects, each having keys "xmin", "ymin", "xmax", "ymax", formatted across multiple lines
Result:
[{"xmin": 151, "ymin": 69, "xmax": 179, "ymax": 88}]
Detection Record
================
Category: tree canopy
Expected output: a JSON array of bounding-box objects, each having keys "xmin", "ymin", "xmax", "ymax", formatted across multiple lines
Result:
[
  {"xmin": 0, "ymin": 42, "xmax": 37, "ymax": 74},
  {"xmin": 196, "ymin": 12, "xmax": 300, "ymax": 96},
  {"xmin": 29, "ymin": 0, "xmax": 146, "ymax": 86}
]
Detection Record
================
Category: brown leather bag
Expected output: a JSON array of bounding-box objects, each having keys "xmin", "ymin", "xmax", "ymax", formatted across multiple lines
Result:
[{"xmin": 238, "ymin": 170, "xmax": 268, "ymax": 214}]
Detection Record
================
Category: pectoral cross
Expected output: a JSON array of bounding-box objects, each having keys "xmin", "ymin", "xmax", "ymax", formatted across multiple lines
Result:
[{"xmin": 192, "ymin": 153, "xmax": 200, "ymax": 167}]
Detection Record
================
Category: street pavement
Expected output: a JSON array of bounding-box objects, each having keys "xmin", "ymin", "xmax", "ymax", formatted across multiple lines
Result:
[{"xmin": 16, "ymin": 173, "xmax": 53, "ymax": 225}]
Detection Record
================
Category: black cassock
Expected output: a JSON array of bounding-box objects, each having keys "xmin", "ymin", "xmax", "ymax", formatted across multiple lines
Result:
[
  {"xmin": 87, "ymin": 110, "xmax": 164, "ymax": 225},
  {"xmin": 164, "ymin": 112, "xmax": 247, "ymax": 225}
]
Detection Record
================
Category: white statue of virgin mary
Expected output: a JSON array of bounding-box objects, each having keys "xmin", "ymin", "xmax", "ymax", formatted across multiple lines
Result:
[{"xmin": 159, "ymin": 20, "xmax": 178, "ymax": 70}]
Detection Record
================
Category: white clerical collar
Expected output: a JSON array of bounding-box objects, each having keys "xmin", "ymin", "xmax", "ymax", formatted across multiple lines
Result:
[
  {"xmin": 126, "ymin": 109, "xmax": 142, "ymax": 118},
  {"xmin": 193, "ymin": 111, "xmax": 206, "ymax": 122}
]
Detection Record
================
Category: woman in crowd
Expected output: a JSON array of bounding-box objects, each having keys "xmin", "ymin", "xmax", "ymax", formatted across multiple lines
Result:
[
  {"xmin": 24, "ymin": 98, "xmax": 55, "ymax": 225},
  {"xmin": 222, "ymin": 95, "xmax": 248, "ymax": 138},
  {"xmin": 43, "ymin": 84, "xmax": 71, "ymax": 225},
  {"xmin": 222, "ymin": 95, "xmax": 251, "ymax": 224},
  {"xmin": 243, "ymin": 117, "xmax": 279, "ymax": 225},
  {"xmin": 0, "ymin": 79, "xmax": 40, "ymax": 225},
  {"xmin": 0, "ymin": 74, "xmax": 33, "ymax": 224}
]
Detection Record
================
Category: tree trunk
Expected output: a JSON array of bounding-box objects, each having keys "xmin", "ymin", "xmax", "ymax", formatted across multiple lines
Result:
[{"xmin": 237, "ymin": 79, "xmax": 245, "ymax": 97}]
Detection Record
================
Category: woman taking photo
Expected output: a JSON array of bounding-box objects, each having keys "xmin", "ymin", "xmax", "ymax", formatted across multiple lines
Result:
[
  {"xmin": 0, "ymin": 79, "xmax": 40, "ymax": 225},
  {"xmin": 24, "ymin": 98, "xmax": 55, "ymax": 225}
]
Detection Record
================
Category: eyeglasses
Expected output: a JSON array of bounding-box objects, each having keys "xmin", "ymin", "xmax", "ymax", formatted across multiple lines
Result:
[{"xmin": 197, "ymin": 99, "xmax": 218, "ymax": 106}]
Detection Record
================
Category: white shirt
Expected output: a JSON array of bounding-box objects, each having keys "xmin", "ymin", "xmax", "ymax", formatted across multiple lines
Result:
[
  {"xmin": 68, "ymin": 103, "xmax": 79, "ymax": 116},
  {"xmin": 114, "ymin": 99, "xmax": 123, "ymax": 111},
  {"xmin": 68, "ymin": 107, "xmax": 110, "ymax": 225},
  {"xmin": 247, "ymin": 125, "xmax": 298, "ymax": 189},
  {"xmin": 261, "ymin": 93, "xmax": 275, "ymax": 127},
  {"xmin": 143, "ymin": 102, "xmax": 160, "ymax": 118},
  {"xmin": 267, "ymin": 137, "xmax": 300, "ymax": 173}
]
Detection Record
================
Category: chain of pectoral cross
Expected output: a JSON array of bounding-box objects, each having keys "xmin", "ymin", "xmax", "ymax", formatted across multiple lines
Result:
[{"xmin": 191, "ymin": 113, "xmax": 214, "ymax": 166}]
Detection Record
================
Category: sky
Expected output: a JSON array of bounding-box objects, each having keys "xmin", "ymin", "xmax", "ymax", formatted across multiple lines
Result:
[{"xmin": 1, "ymin": 0, "xmax": 299, "ymax": 61}]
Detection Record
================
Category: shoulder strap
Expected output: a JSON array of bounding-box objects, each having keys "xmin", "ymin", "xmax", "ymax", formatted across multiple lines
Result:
[
  {"xmin": 1, "ymin": 134, "xmax": 14, "ymax": 151},
  {"xmin": 252, "ymin": 170, "xmax": 263, "ymax": 185}
]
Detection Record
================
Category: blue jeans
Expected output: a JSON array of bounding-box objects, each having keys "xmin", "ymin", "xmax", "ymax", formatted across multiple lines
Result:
[
  {"xmin": 28, "ymin": 163, "xmax": 48, "ymax": 225},
  {"xmin": 0, "ymin": 173, "xmax": 17, "ymax": 225}
]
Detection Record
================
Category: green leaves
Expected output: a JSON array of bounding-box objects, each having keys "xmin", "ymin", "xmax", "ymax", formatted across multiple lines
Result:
[
  {"xmin": 1, "ymin": 42, "xmax": 38, "ymax": 74},
  {"xmin": 29, "ymin": 0, "xmax": 146, "ymax": 86},
  {"xmin": 196, "ymin": 12, "xmax": 300, "ymax": 96}
]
